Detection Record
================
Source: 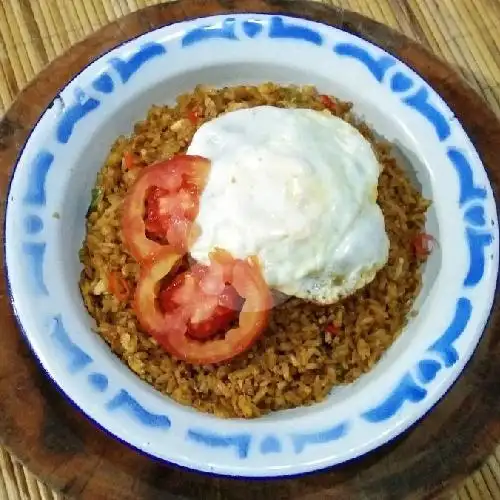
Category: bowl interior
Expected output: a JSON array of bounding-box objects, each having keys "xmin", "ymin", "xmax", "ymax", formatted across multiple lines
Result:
[
  {"xmin": 6, "ymin": 14, "xmax": 497, "ymax": 477},
  {"xmin": 59, "ymin": 60, "xmax": 441, "ymax": 418}
]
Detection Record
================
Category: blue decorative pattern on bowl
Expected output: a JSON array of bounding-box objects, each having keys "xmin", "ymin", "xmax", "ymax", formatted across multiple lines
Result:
[{"xmin": 4, "ymin": 14, "xmax": 498, "ymax": 478}]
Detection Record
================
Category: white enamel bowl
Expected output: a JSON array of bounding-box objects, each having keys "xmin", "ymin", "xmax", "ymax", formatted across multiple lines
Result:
[{"xmin": 4, "ymin": 13, "xmax": 499, "ymax": 477}]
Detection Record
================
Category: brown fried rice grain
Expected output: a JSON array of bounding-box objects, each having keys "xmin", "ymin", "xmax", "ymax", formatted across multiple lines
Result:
[{"xmin": 79, "ymin": 83, "xmax": 430, "ymax": 418}]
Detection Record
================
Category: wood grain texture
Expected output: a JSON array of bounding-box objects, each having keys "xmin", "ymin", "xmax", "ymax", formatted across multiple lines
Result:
[{"xmin": 0, "ymin": 1, "xmax": 499, "ymax": 499}]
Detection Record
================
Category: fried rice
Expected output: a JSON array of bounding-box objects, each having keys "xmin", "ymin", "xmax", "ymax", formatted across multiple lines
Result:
[{"xmin": 79, "ymin": 83, "xmax": 430, "ymax": 418}]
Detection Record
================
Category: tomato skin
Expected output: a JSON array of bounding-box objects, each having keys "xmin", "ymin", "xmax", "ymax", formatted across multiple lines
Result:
[
  {"xmin": 108, "ymin": 271, "xmax": 131, "ymax": 302},
  {"xmin": 412, "ymin": 232, "xmax": 436, "ymax": 258},
  {"xmin": 122, "ymin": 151, "xmax": 136, "ymax": 170},
  {"xmin": 122, "ymin": 155, "xmax": 210, "ymax": 262},
  {"xmin": 325, "ymin": 324, "xmax": 339, "ymax": 335},
  {"xmin": 134, "ymin": 249, "xmax": 273, "ymax": 365},
  {"xmin": 134, "ymin": 248, "xmax": 185, "ymax": 344},
  {"xmin": 187, "ymin": 109, "xmax": 198, "ymax": 125},
  {"xmin": 320, "ymin": 94, "xmax": 337, "ymax": 112}
]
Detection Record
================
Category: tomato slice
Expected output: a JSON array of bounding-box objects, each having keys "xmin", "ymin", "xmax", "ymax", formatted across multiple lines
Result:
[
  {"xmin": 134, "ymin": 249, "xmax": 273, "ymax": 364},
  {"xmin": 159, "ymin": 264, "xmax": 243, "ymax": 340},
  {"xmin": 133, "ymin": 248, "xmax": 184, "ymax": 335},
  {"xmin": 122, "ymin": 155, "xmax": 210, "ymax": 262}
]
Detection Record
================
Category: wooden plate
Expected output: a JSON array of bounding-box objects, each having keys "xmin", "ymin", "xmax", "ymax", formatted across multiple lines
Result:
[{"xmin": 0, "ymin": 1, "xmax": 499, "ymax": 498}]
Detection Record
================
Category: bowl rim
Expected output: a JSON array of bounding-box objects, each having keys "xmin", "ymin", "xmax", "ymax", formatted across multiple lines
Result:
[{"xmin": 1, "ymin": 1, "xmax": 499, "ymax": 495}]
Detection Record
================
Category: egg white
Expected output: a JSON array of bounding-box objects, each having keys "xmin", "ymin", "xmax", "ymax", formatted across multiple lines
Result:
[{"xmin": 187, "ymin": 105, "xmax": 389, "ymax": 304}]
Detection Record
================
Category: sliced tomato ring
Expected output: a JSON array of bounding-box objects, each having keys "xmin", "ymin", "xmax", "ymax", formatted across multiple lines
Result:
[
  {"xmin": 134, "ymin": 248, "xmax": 185, "ymax": 338},
  {"xmin": 122, "ymin": 155, "xmax": 210, "ymax": 262},
  {"xmin": 134, "ymin": 248, "xmax": 273, "ymax": 364}
]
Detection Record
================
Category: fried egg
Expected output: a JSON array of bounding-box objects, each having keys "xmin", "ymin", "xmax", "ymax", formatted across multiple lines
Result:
[{"xmin": 187, "ymin": 105, "xmax": 389, "ymax": 304}]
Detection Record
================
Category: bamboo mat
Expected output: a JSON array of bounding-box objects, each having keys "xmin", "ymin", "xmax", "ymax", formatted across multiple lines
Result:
[{"xmin": 0, "ymin": 0, "xmax": 500, "ymax": 499}]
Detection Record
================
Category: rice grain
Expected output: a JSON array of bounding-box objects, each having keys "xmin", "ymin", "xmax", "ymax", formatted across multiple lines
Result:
[{"xmin": 79, "ymin": 83, "xmax": 430, "ymax": 419}]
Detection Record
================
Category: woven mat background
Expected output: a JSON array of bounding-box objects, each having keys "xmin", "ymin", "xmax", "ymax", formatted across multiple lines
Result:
[{"xmin": 0, "ymin": 0, "xmax": 499, "ymax": 498}]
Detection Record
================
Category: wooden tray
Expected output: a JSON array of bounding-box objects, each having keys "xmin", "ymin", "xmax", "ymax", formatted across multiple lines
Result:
[{"xmin": 0, "ymin": 1, "xmax": 499, "ymax": 498}]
